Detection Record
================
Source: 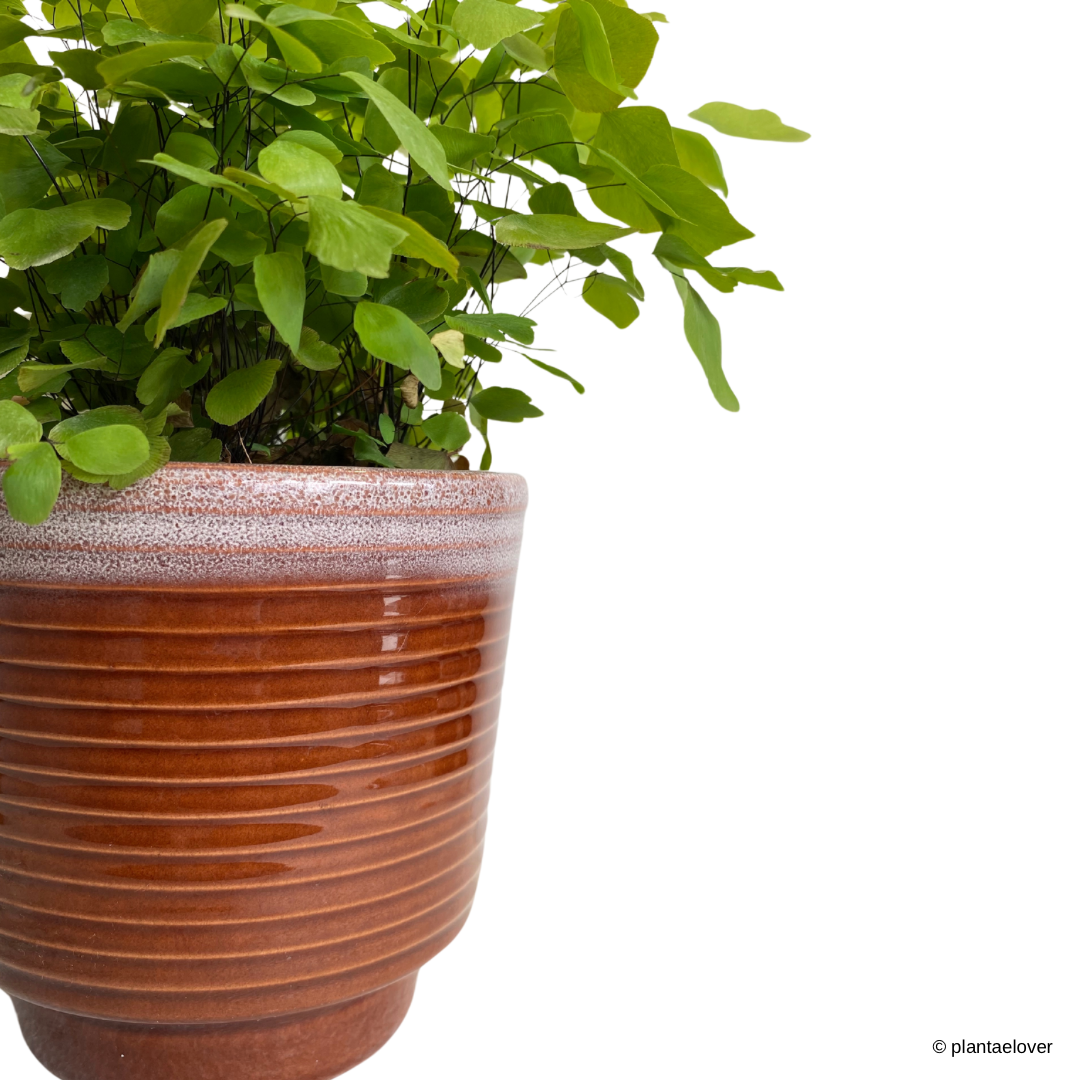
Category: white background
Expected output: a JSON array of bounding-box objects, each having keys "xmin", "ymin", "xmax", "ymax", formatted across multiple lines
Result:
[{"xmin": 5, "ymin": 1, "xmax": 1080, "ymax": 1077}]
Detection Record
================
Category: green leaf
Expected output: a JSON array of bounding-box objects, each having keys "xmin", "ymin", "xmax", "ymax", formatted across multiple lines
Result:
[
  {"xmin": 169, "ymin": 426, "xmax": 220, "ymax": 462},
  {"xmin": 204, "ymin": 359, "xmax": 282, "ymax": 426},
  {"xmin": 640, "ymin": 165, "xmax": 754, "ymax": 252},
  {"xmin": 348, "ymin": 428, "xmax": 396, "ymax": 468},
  {"xmin": 670, "ymin": 270, "xmax": 739, "ymax": 412},
  {"xmin": 422, "ymin": 411, "xmax": 470, "ymax": 452},
  {"xmin": 258, "ymin": 140, "xmax": 343, "ymax": 199},
  {"xmin": 672, "ymin": 127, "xmax": 727, "ymax": 196},
  {"xmin": 97, "ymin": 40, "xmax": 218, "ymax": 87},
  {"xmin": 429, "ymin": 124, "xmax": 497, "ymax": 167},
  {"xmin": 353, "ymin": 301, "xmax": 441, "ymax": 389},
  {"xmin": 582, "ymin": 272, "xmax": 639, "ymax": 328},
  {"xmin": 385, "ymin": 441, "xmax": 452, "ymax": 469},
  {"xmin": 554, "ymin": 0, "xmax": 657, "ymax": 113},
  {"xmin": 381, "ymin": 277, "xmax": 448, "ymax": 325},
  {"xmin": 444, "ymin": 312, "xmax": 536, "ymax": 345},
  {"xmin": 2, "ymin": 443, "xmax": 61, "ymax": 525},
  {"xmin": 378, "ymin": 414, "xmax": 396, "ymax": 444},
  {"xmin": 503, "ymin": 32, "xmax": 549, "ymax": 72},
  {"xmin": 0, "ymin": 105, "xmax": 39, "ymax": 137},
  {"xmin": 118, "ymin": 248, "xmax": 183, "ymax": 332},
  {"xmin": 40, "ymin": 254, "xmax": 109, "ymax": 310},
  {"xmin": 135, "ymin": 348, "xmax": 193, "ymax": 408},
  {"xmin": 162, "ymin": 132, "xmax": 219, "ymax": 171},
  {"xmin": 690, "ymin": 102, "xmax": 811, "ymax": 143},
  {"xmin": 292, "ymin": 326, "xmax": 341, "ymax": 371},
  {"xmin": 156, "ymin": 219, "xmax": 229, "ymax": 346},
  {"xmin": 494, "ymin": 214, "xmax": 633, "ymax": 250},
  {"xmin": 346, "ymin": 73, "xmax": 453, "ymax": 192},
  {"xmin": 567, "ymin": 0, "xmax": 619, "ymax": 92},
  {"xmin": 148, "ymin": 154, "xmax": 264, "ymax": 211},
  {"xmin": 0, "ymin": 135, "xmax": 69, "ymax": 213},
  {"xmin": 48, "ymin": 48, "xmax": 106, "ymax": 90},
  {"xmin": 596, "ymin": 244, "xmax": 644, "ymax": 300},
  {"xmin": 136, "ymin": 0, "xmax": 219, "ymax": 34},
  {"xmin": 321, "ymin": 264, "xmax": 369, "ymax": 299},
  {"xmin": 526, "ymin": 355, "xmax": 585, "ymax": 394},
  {"xmin": 0, "ymin": 399, "xmax": 42, "ymax": 457},
  {"xmin": 276, "ymin": 129, "xmax": 344, "ymax": 163},
  {"xmin": 471, "ymin": 386, "xmax": 543, "ymax": 422},
  {"xmin": 50, "ymin": 405, "xmax": 148, "ymax": 443},
  {"xmin": 254, "ymin": 251, "xmax": 306, "ymax": 352},
  {"xmin": 0, "ymin": 200, "xmax": 131, "ymax": 270},
  {"xmin": 451, "ymin": 0, "xmax": 543, "ymax": 50},
  {"xmin": 144, "ymin": 294, "xmax": 229, "ymax": 339},
  {"xmin": 719, "ymin": 267, "xmax": 784, "ymax": 291},
  {"xmin": 361, "ymin": 205, "xmax": 460, "ymax": 280},
  {"xmin": 64, "ymin": 424, "xmax": 151, "ymax": 475},
  {"xmin": 109, "ymin": 434, "xmax": 170, "ymax": 491},
  {"xmin": 306, "ymin": 195, "xmax": 406, "ymax": 278}
]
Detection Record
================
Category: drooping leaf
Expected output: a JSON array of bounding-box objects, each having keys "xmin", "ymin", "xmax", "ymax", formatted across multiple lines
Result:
[
  {"xmin": 553, "ymin": 0, "xmax": 657, "ymax": 113},
  {"xmin": 346, "ymin": 73, "xmax": 453, "ymax": 192},
  {"xmin": 582, "ymin": 272, "xmax": 639, "ymax": 328},
  {"xmin": 669, "ymin": 270, "xmax": 739, "ymax": 412},
  {"xmin": 672, "ymin": 127, "xmax": 728, "ymax": 196},
  {"xmin": 444, "ymin": 312, "xmax": 536, "ymax": 345},
  {"xmin": 0, "ymin": 399, "xmax": 42, "ymax": 457},
  {"xmin": 118, "ymin": 248, "xmax": 183, "ymax": 332},
  {"xmin": 258, "ymin": 140, "xmax": 343, "ymax": 199},
  {"xmin": 690, "ymin": 102, "xmax": 811, "ymax": 143},
  {"xmin": 1, "ymin": 443, "xmax": 61, "ymax": 526},
  {"xmin": 353, "ymin": 301, "xmax": 441, "ymax": 389},
  {"xmin": 0, "ymin": 200, "xmax": 131, "ymax": 270},
  {"xmin": 97, "ymin": 40, "xmax": 219, "ymax": 87},
  {"xmin": 63, "ymin": 425, "xmax": 151, "ymax": 475},
  {"xmin": 526, "ymin": 356, "xmax": 585, "ymax": 394},
  {"xmin": 719, "ymin": 267, "xmax": 784, "ymax": 291},
  {"xmin": 452, "ymin": 0, "xmax": 543, "ymax": 50},
  {"xmin": 254, "ymin": 251, "xmax": 306, "ymax": 352},
  {"xmin": 470, "ymin": 386, "xmax": 543, "ymax": 422},
  {"xmin": 204, "ymin": 359, "xmax": 282, "ymax": 426},
  {"xmin": 422, "ymin": 411, "xmax": 470, "ymax": 451},
  {"xmin": 567, "ymin": 0, "xmax": 619, "ymax": 92},
  {"xmin": 495, "ymin": 214, "xmax": 633, "ymax": 250},
  {"xmin": 361, "ymin": 205, "xmax": 460, "ymax": 279},
  {"xmin": 306, "ymin": 195, "xmax": 406, "ymax": 278},
  {"xmin": 640, "ymin": 165, "xmax": 754, "ymax": 252},
  {"xmin": 144, "ymin": 294, "xmax": 229, "ymax": 339},
  {"xmin": 156, "ymin": 219, "xmax": 229, "ymax": 346},
  {"xmin": 147, "ymin": 154, "xmax": 263, "ymax": 211}
]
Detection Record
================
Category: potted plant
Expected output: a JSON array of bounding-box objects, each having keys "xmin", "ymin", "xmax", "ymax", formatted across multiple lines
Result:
[{"xmin": 0, "ymin": 1, "xmax": 808, "ymax": 1078}]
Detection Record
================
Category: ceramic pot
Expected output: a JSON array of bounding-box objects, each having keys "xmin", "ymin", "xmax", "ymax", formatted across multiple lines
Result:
[{"xmin": 0, "ymin": 464, "xmax": 527, "ymax": 1080}]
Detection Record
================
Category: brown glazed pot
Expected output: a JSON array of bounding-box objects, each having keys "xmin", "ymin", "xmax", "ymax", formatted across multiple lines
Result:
[{"xmin": 0, "ymin": 463, "xmax": 527, "ymax": 1080}]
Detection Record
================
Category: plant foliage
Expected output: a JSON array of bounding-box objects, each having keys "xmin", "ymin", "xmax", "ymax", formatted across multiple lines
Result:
[{"xmin": 0, "ymin": 0, "xmax": 808, "ymax": 524}]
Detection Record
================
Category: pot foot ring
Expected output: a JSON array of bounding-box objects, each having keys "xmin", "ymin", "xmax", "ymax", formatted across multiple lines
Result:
[{"xmin": 11, "ymin": 974, "xmax": 417, "ymax": 1080}]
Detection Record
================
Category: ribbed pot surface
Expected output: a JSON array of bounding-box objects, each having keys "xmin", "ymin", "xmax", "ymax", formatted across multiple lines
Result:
[{"xmin": 0, "ymin": 464, "xmax": 527, "ymax": 1080}]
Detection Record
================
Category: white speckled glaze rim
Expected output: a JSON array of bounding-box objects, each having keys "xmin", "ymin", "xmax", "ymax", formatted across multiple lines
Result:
[{"xmin": 0, "ymin": 464, "xmax": 528, "ymax": 588}]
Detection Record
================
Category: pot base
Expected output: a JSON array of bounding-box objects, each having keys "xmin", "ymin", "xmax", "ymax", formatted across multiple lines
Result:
[{"xmin": 10, "ymin": 974, "xmax": 417, "ymax": 1080}]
